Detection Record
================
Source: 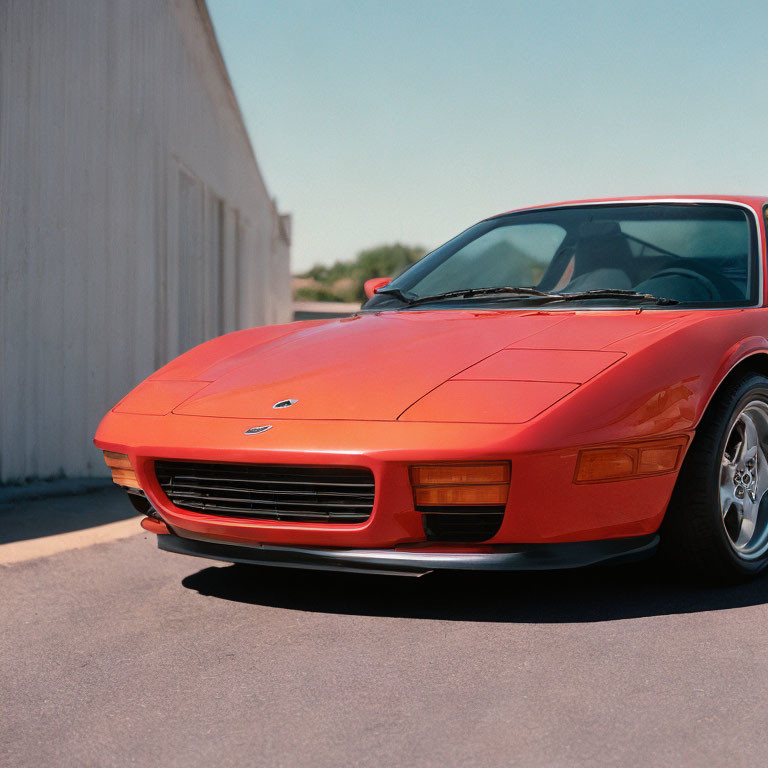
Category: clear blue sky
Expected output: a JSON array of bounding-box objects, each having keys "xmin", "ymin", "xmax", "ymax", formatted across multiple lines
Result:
[{"xmin": 208, "ymin": 0, "xmax": 768, "ymax": 272}]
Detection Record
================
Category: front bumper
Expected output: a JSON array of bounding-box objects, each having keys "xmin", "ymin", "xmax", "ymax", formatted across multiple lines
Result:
[
  {"xmin": 159, "ymin": 529, "xmax": 660, "ymax": 577},
  {"xmin": 96, "ymin": 411, "xmax": 683, "ymax": 545}
]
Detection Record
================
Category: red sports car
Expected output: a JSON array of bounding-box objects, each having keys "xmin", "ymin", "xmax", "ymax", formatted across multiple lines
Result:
[{"xmin": 95, "ymin": 196, "xmax": 768, "ymax": 582}]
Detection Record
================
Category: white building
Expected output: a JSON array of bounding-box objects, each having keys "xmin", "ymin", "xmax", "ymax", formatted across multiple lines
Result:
[{"xmin": 0, "ymin": 0, "xmax": 292, "ymax": 482}]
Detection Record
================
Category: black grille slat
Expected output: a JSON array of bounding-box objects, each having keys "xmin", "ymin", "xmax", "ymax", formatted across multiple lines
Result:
[
  {"xmin": 166, "ymin": 473, "xmax": 374, "ymax": 487},
  {"xmin": 169, "ymin": 492, "xmax": 373, "ymax": 509},
  {"xmin": 166, "ymin": 482, "xmax": 373, "ymax": 499},
  {"xmin": 166, "ymin": 466, "xmax": 370, "ymax": 478},
  {"xmin": 155, "ymin": 461, "xmax": 375, "ymax": 524}
]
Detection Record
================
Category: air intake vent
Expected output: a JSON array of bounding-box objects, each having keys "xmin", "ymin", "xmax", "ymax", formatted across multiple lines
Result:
[
  {"xmin": 155, "ymin": 461, "xmax": 375, "ymax": 524},
  {"xmin": 421, "ymin": 506, "xmax": 505, "ymax": 542}
]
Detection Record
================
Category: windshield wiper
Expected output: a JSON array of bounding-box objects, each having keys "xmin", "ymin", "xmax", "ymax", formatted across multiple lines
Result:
[
  {"xmin": 384, "ymin": 286, "xmax": 561, "ymax": 306},
  {"xmin": 375, "ymin": 285, "xmax": 678, "ymax": 307},
  {"xmin": 550, "ymin": 289, "xmax": 679, "ymax": 306}
]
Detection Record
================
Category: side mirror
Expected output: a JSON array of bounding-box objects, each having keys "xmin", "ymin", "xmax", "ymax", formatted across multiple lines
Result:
[{"xmin": 363, "ymin": 277, "xmax": 393, "ymax": 299}]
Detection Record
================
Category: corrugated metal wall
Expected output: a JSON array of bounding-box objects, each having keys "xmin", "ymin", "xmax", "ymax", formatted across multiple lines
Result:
[{"xmin": 0, "ymin": 0, "xmax": 292, "ymax": 482}]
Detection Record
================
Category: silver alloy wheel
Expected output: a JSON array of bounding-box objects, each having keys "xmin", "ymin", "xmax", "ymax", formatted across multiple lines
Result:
[{"xmin": 720, "ymin": 400, "xmax": 768, "ymax": 559}]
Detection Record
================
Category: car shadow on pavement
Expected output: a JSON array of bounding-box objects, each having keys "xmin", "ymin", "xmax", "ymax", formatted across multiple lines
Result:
[
  {"xmin": 181, "ymin": 559, "xmax": 768, "ymax": 623},
  {"xmin": 0, "ymin": 484, "xmax": 136, "ymax": 545}
]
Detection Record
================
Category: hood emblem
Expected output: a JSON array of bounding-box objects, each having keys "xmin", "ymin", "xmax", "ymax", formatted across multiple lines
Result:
[
  {"xmin": 244, "ymin": 425, "xmax": 272, "ymax": 435},
  {"xmin": 273, "ymin": 398, "xmax": 298, "ymax": 409}
]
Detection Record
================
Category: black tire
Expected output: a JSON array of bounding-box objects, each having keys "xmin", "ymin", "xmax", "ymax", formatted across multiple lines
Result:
[{"xmin": 661, "ymin": 372, "xmax": 768, "ymax": 583}]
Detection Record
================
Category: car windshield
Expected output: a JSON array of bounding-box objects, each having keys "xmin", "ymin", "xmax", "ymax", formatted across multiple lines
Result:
[{"xmin": 364, "ymin": 203, "xmax": 759, "ymax": 310}]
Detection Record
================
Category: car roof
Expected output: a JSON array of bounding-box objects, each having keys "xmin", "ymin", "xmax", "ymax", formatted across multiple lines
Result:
[{"xmin": 495, "ymin": 195, "xmax": 768, "ymax": 217}]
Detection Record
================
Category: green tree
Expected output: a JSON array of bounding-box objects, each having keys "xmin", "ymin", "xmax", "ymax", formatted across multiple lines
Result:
[{"xmin": 294, "ymin": 243, "xmax": 426, "ymax": 303}]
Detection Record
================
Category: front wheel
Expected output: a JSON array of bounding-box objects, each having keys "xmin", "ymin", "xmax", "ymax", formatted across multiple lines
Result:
[{"xmin": 662, "ymin": 373, "xmax": 768, "ymax": 582}]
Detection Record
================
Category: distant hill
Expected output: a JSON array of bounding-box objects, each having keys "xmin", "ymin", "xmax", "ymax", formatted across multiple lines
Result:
[{"xmin": 294, "ymin": 243, "xmax": 426, "ymax": 303}]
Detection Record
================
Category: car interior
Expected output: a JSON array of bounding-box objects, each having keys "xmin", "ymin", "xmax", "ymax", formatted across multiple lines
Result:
[{"xmin": 538, "ymin": 220, "xmax": 748, "ymax": 302}]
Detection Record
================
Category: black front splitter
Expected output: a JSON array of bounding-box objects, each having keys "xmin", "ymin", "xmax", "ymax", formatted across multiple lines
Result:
[{"xmin": 158, "ymin": 530, "xmax": 659, "ymax": 577}]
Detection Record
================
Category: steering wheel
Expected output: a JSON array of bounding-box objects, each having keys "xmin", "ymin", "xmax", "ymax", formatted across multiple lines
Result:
[{"xmin": 641, "ymin": 267, "xmax": 722, "ymax": 301}]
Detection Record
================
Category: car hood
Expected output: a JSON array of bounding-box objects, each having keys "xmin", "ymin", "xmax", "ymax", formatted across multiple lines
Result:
[{"xmin": 158, "ymin": 310, "xmax": 680, "ymax": 423}]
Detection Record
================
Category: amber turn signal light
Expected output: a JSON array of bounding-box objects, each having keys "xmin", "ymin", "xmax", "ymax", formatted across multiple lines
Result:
[
  {"xmin": 103, "ymin": 451, "xmax": 141, "ymax": 489},
  {"xmin": 574, "ymin": 437, "xmax": 687, "ymax": 484},
  {"xmin": 414, "ymin": 484, "xmax": 509, "ymax": 506},
  {"xmin": 410, "ymin": 462, "xmax": 511, "ymax": 506},
  {"xmin": 410, "ymin": 463, "xmax": 510, "ymax": 486}
]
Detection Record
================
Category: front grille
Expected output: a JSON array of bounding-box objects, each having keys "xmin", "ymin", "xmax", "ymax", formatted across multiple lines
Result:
[
  {"xmin": 155, "ymin": 461, "xmax": 375, "ymax": 524},
  {"xmin": 421, "ymin": 506, "xmax": 505, "ymax": 542}
]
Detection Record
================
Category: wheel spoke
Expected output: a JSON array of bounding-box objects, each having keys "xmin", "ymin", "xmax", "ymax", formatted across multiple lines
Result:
[
  {"xmin": 756, "ymin": 445, "xmax": 768, "ymax": 496},
  {"xmin": 740, "ymin": 414, "xmax": 759, "ymax": 464},
  {"xmin": 720, "ymin": 454, "xmax": 736, "ymax": 516},
  {"xmin": 720, "ymin": 487, "xmax": 734, "ymax": 517},
  {"xmin": 736, "ymin": 497, "xmax": 757, "ymax": 547},
  {"xmin": 724, "ymin": 499, "xmax": 744, "ymax": 543}
]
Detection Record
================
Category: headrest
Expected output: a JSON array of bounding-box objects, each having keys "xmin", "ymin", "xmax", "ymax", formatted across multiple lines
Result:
[{"xmin": 579, "ymin": 221, "xmax": 621, "ymax": 239}]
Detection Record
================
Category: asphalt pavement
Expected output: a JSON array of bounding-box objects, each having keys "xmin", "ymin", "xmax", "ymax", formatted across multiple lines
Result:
[{"xmin": 3, "ymin": 489, "xmax": 768, "ymax": 766}]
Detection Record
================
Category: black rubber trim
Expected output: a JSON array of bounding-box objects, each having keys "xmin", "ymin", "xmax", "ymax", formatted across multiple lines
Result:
[{"xmin": 158, "ymin": 530, "xmax": 659, "ymax": 577}]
